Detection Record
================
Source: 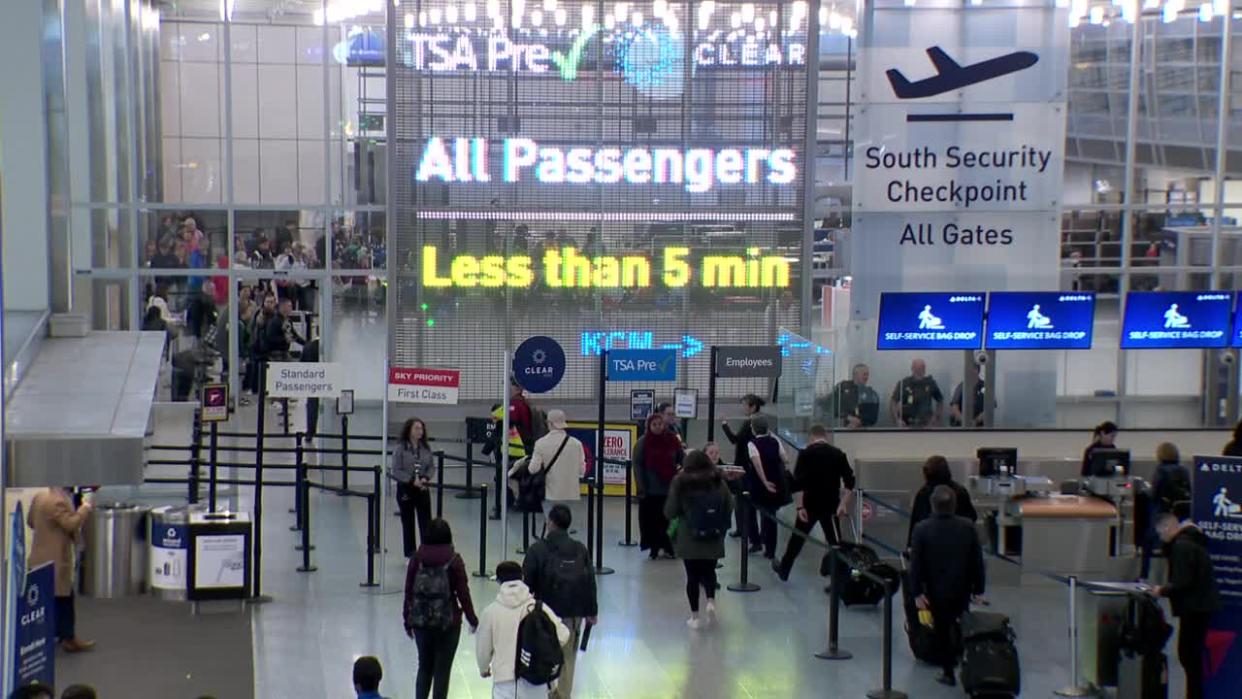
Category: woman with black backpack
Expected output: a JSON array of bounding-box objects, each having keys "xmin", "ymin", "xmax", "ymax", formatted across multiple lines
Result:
[
  {"xmin": 403, "ymin": 519, "xmax": 478, "ymax": 699},
  {"xmin": 665, "ymin": 450, "xmax": 734, "ymax": 630}
]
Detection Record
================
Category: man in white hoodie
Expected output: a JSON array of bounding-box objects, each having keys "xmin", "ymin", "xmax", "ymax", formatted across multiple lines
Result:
[{"xmin": 477, "ymin": 561, "xmax": 571, "ymax": 699}]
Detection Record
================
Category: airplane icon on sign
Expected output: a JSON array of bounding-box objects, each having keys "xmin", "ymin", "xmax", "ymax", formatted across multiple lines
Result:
[{"xmin": 887, "ymin": 46, "xmax": 1039, "ymax": 99}]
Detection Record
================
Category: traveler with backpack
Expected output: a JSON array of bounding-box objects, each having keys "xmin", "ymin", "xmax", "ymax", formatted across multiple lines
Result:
[
  {"xmin": 1143, "ymin": 442, "xmax": 1192, "ymax": 578},
  {"xmin": 1154, "ymin": 511, "xmax": 1221, "ymax": 699},
  {"xmin": 509, "ymin": 379, "xmax": 536, "ymax": 455},
  {"xmin": 909, "ymin": 486, "xmax": 986, "ymax": 687},
  {"xmin": 634, "ymin": 412, "xmax": 684, "ymax": 560},
  {"xmin": 392, "ymin": 418, "xmax": 437, "ymax": 558},
  {"xmin": 402, "ymin": 519, "xmax": 478, "ymax": 699},
  {"xmin": 665, "ymin": 450, "xmax": 733, "ymax": 629},
  {"xmin": 476, "ymin": 561, "xmax": 570, "ymax": 699},
  {"xmin": 774, "ymin": 424, "xmax": 855, "ymax": 582},
  {"xmin": 522, "ymin": 505, "xmax": 597, "ymax": 698},
  {"xmin": 906, "ymin": 455, "xmax": 977, "ymax": 548}
]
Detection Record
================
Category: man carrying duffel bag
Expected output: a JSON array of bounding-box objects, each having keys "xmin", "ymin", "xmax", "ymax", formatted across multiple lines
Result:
[{"xmin": 909, "ymin": 485, "xmax": 986, "ymax": 688}]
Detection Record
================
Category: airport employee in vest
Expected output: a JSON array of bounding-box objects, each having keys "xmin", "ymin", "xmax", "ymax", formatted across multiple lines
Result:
[{"xmin": 491, "ymin": 403, "xmax": 525, "ymax": 462}]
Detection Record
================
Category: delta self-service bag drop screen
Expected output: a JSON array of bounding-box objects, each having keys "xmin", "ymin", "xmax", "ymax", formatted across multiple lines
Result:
[
  {"xmin": 1121, "ymin": 291, "xmax": 1232, "ymax": 349},
  {"xmin": 877, "ymin": 292, "xmax": 986, "ymax": 350},
  {"xmin": 984, "ymin": 292, "xmax": 1095, "ymax": 350}
]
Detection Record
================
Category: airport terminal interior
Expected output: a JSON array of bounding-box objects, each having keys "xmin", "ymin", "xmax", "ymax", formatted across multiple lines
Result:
[{"xmin": 5, "ymin": 0, "xmax": 1242, "ymax": 697}]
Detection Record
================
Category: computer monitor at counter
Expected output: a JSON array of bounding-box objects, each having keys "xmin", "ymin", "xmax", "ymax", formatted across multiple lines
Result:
[
  {"xmin": 977, "ymin": 447, "xmax": 1019, "ymax": 477},
  {"xmin": 1089, "ymin": 448, "xmax": 1131, "ymax": 477}
]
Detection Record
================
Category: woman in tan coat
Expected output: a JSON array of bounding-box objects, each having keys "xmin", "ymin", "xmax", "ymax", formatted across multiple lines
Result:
[{"xmin": 27, "ymin": 487, "xmax": 95, "ymax": 652}]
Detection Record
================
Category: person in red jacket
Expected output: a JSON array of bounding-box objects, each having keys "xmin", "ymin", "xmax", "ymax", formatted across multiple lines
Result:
[
  {"xmin": 403, "ymin": 519, "xmax": 478, "ymax": 699},
  {"xmin": 509, "ymin": 378, "xmax": 535, "ymax": 454}
]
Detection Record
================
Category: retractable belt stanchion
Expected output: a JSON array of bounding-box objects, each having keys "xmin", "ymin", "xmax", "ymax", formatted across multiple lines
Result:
[
  {"xmin": 189, "ymin": 412, "xmax": 202, "ymax": 504},
  {"xmin": 491, "ymin": 455, "xmax": 503, "ymax": 520},
  {"xmin": 340, "ymin": 414, "xmax": 350, "ymax": 494},
  {"xmin": 361, "ymin": 488, "xmax": 378, "ymax": 588},
  {"xmin": 371, "ymin": 466, "xmax": 382, "ymax": 555},
  {"xmin": 618, "ymin": 458, "xmax": 636, "ymax": 546},
  {"xmin": 291, "ymin": 434, "xmax": 304, "ymax": 531},
  {"xmin": 727, "ymin": 492, "xmax": 760, "ymax": 593},
  {"xmin": 296, "ymin": 463, "xmax": 316, "ymax": 573},
  {"xmin": 865, "ymin": 580, "xmax": 907, "ymax": 699},
  {"xmin": 815, "ymin": 547, "xmax": 851, "ymax": 660},
  {"xmin": 457, "ymin": 442, "xmax": 480, "ymax": 499},
  {"xmin": 1054, "ymin": 575, "xmax": 1094, "ymax": 697},
  {"xmin": 473, "ymin": 484, "xmax": 490, "ymax": 578},
  {"xmin": 595, "ymin": 462, "xmax": 613, "ymax": 575},
  {"xmin": 208, "ymin": 421, "xmax": 219, "ymax": 511},
  {"xmin": 435, "ymin": 451, "xmax": 446, "ymax": 519},
  {"xmin": 250, "ymin": 362, "xmax": 272, "ymax": 604},
  {"xmin": 585, "ymin": 478, "xmax": 596, "ymax": 562}
]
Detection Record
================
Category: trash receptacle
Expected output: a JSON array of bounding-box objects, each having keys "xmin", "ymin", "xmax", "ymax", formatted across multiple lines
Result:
[
  {"xmin": 82, "ymin": 503, "xmax": 150, "ymax": 598},
  {"xmin": 148, "ymin": 505, "xmax": 204, "ymax": 601}
]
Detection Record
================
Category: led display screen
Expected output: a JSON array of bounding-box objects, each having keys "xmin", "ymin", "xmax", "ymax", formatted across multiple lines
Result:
[
  {"xmin": 877, "ymin": 292, "xmax": 986, "ymax": 350},
  {"xmin": 984, "ymin": 292, "xmax": 1095, "ymax": 350},
  {"xmin": 1121, "ymin": 291, "xmax": 1232, "ymax": 349}
]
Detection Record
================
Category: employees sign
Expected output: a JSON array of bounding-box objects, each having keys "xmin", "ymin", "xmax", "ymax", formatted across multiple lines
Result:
[
  {"xmin": 388, "ymin": 367, "xmax": 461, "ymax": 405},
  {"xmin": 714, "ymin": 346, "xmax": 783, "ymax": 378}
]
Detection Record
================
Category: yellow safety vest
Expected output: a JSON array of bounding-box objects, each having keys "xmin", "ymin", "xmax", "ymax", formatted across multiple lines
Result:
[{"xmin": 492, "ymin": 406, "xmax": 525, "ymax": 458}]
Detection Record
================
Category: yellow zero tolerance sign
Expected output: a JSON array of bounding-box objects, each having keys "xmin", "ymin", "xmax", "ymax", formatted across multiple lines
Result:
[{"xmin": 421, "ymin": 245, "xmax": 791, "ymax": 289}]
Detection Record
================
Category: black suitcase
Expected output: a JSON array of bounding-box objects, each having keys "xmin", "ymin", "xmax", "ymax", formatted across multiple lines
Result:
[
  {"xmin": 1117, "ymin": 650, "xmax": 1167, "ymax": 699},
  {"xmin": 959, "ymin": 611, "xmax": 1021, "ymax": 698},
  {"xmin": 900, "ymin": 568, "xmax": 939, "ymax": 664},
  {"xmin": 822, "ymin": 520, "xmax": 899, "ymax": 607}
]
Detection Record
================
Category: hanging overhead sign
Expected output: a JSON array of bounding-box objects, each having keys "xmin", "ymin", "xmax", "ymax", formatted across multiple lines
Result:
[
  {"xmin": 388, "ymin": 367, "xmax": 462, "ymax": 405},
  {"xmin": 606, "ymin": 349, "xmax": 677, "ymax": 382},
  {"xmin": 714, "ymin": 346, "xmax": 784, "ymax": 378},
  {"xmin": 265, "ymin": 363, "xmax": 349, "ymax": 398}
]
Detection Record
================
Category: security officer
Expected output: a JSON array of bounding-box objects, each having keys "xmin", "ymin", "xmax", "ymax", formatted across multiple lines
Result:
[
  {"xmin": 950, "ymin": 363, "xmax": 990, "ymax": 427},
  {"xmin": 890, "ymin": 358, "xmax": 944, "ymax": 428},
  {"xmin": 826, "ymin": 363, "xmax": 881, "ymax": 428}
]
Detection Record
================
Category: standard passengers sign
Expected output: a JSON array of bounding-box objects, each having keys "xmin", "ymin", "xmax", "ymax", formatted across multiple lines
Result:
[
  {"xmin": 266, "ymin": 362, "xmax": 348, "ymax": 398},
  {"xmin": 388, "ymin": 367, "xmax": 461, "ymax": 405}
]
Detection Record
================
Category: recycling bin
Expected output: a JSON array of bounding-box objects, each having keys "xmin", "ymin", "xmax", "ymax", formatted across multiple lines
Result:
[
  {"xmin": 148, "ymin": 504, "xmax": 204, "ymax": 601},
  {"xmin": 81, "ymin": 503, "xmax": 150, "ymax": 598}
]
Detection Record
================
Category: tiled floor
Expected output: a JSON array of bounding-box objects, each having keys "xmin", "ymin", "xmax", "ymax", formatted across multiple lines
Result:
[{"xmin": 232, "ymin": 405, "xmax": 1179, "ymax": 699}]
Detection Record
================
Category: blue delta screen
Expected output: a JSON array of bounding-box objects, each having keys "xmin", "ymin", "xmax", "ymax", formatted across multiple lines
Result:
[
  {"xmin": 1121, "ymin": 291, "xmax": 1232, "ymax": 349},
  {"xmin": 985, "ymin": 292, "xmax": 1096, "ymax": 350},
  {"xmin": 877, "ymin": 292, "xmax": 986, "ymax": 350}
]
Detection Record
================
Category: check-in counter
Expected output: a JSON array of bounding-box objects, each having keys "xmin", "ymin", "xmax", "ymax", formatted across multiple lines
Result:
[{"xmin": 1020, "ymin": 495, "xmax": 1118, "ymax": 577}]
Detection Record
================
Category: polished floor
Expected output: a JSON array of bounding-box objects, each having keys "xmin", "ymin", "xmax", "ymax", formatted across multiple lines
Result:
[{"xmin": 219, "ymin": 404, "xmax": 1180, "ymax": 699}]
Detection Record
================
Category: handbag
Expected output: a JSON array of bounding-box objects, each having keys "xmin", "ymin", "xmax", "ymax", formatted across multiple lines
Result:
[{"xmin": 516, "ymin": 435, "xmax": 569, "ymax": 513}]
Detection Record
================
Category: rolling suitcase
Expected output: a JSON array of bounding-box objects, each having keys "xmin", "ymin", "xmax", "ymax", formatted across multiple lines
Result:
[
  {"xmin": 959, "ymin": 610, "xmax": 1021, "ymax": 699},
  {"xmin": 822, "ymin": 519, "xmax": 899, "ymax": 607},
  {"xmin": 899, "ymin": 563, "xmax": 939, "ymax": 664}
]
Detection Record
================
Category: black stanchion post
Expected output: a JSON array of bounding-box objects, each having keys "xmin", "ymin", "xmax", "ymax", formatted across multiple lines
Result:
[
  {"xmin": 189, "ymin": 410, "xmax": 203, "ymax": 504},
  {"xmin": 291, "ymin": 433, "xmax": 304, "ymax": 531},
  {"xmin": 595, "ymin": 465, "xmax": 613, "ymax": 575},
  {"xmin": 208, "ymin": 421, "xmax": 219, "ymax": 511},
  {"xmin": 435, "ymin": 451, "xmax": 445, "ymax": 519},
  {"xmin": 250, "ymin": 361, "xmax": 271, "ymax": 603},
  {"xmin": 371, "ymin": 466, "xmax": 382, "ymax": 554},
  {"xmin": 360, "ymin": 493, "xmax": 378, "ymax": 588},
  {"xmin": 457, "ymin": 442, "xmax": 480, "ymax": 499},
  {"xmin": 297, "ymin": 463, "xmax": 316, "ymax": 573},
  {"xmin": 618, "ymin": 458, "xmax": 635, "ymax": 546},
  {"xmin": 585, "ymin": 479, "xmax": 596, "ymax": 562},
  {"xmin": 866, "ymin": 580, "xmax": 907, "ymax": 699},
  {"xmin": 340, "ymin": 414, "xmax": 351, "ymax": 494},
  {"xmin": 281, "ymin": 398, "xmax": 290, "ymax": 435},
  {"xmin": 491, "ymin": 455, "xmax": 502, "ymax": 520},
  {"xmin": 816, "ymin": 548, "xmax": 851, "ymax": 660},
  {"xmin": 707, "ymin": 346, "xmax": 718, "ymax": 443},
  {"xmin": 473, "ymin": 484, "xmax": 490, "ymax": 578},
  {"xmin": 727, "ymin": 492, "xmax": 760, "ymax": 592}
]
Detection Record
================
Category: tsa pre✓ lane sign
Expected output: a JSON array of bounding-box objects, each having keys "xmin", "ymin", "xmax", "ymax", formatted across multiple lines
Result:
[
  {"xmin": 388, "ymin": 367, "xmax": 461, "ymax": 405},
  {"xmin": 606, "ymin": 349, "xmax": 677, "ymax": 382}
]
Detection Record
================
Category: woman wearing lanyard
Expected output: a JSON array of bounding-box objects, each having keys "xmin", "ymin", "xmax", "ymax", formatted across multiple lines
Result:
[{"xmin": 392, "ymin": 418, "xmax": 436, "ymax": 558}]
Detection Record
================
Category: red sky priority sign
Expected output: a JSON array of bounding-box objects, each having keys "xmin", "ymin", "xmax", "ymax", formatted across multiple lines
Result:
[{"xmin": 388, "ymin": 367, "xmax": 461, "ymax": 405}]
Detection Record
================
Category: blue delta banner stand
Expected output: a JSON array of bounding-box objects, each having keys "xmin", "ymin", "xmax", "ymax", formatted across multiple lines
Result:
[{"xmin": 1192, "ymin": 455, "xmax": 1242, "ymax": 699}]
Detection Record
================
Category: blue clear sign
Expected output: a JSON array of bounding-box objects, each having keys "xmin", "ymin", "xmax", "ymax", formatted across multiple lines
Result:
[
  {"xmin": 13, "ymin": 563, "xmax": 54, "ymax": 690},
  {"xmin": 1192, "ymin": 455, "xmax": 1242, "ymax": 698},
  {"xmin": 1121, "ymin": 291, "xmax": 1232, "ymax": 349},
  {"xmin": 876, "ymin": 292, "xmax": 985, "ymax": 350},
  {"xmin": 607, "ymin": 349, "xmax": 677, "ymax": 382},
  {"xmin": 985, "ymin": 292, "xmax": 1096, "ymax": 350},
  {"xmin": 513, "ymin": 336, "xmax": 566, "ymax": 394}
]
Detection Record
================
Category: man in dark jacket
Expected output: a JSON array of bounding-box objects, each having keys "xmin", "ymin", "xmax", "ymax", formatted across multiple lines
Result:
[
  {"xmin": 775, "ymin": 424, "xmax": 855, "ymax": 581},
  {"xmin": 522, "ymin": 504, "xmax": 597, "ymax": 699},
  {"xmin": 1155, "ymin": 512, "xmax": 1221, "ymax": 699},
  {"xmin": 909, "ymin": 486, "xmax": 986, "ymax": 687},
  {"xmin": 907, "ymin": 455, "xmax": 978, "ymax": 548}
]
